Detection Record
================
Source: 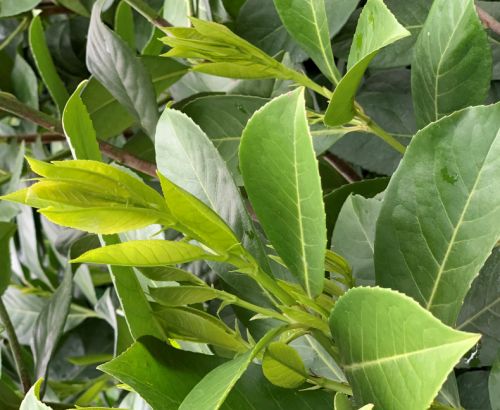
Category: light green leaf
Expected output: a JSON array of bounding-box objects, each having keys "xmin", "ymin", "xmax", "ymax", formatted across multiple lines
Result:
[
  {"xmin": 62, "ymin": 81, "xmax": 102, "ymax": 162},
  {"xmin": 20, "ymin": 379, "xmax": 52, "ymax": 410},
  {"xmin": 262, "ymin": 341, "xmax": 307, "ymax": 388},
  {"xmin": 40, "ymin": 207, "xmax": 162, "ymax": 235},
  {"xmin": 0, "ymin": 0, "xmax": 41, "ymax": 17},
  {"xmin": 100, "ymin": 336, "xmax": 332, "ymax": 410},
  {"xmin": 87, "ymin": 1, "xmax": 158, "ymax": 138},
  {"xmin": 457, "ymin": 247, "xmax": 500, "ymax": 366},
  {"xmin": 411, "ymin": 0, "xmax": 491, "ymax": 127},
  {"xmin": 32, "ymin": 267, "xmax": 73, "ymax": 380},
  {"xmin": 150, "ymin": 286, "xmax": 222, "ymax": 306},
  {"xmin": 155, "ymin": 306, "xmax": 248, "ymax": 352},
  {"xmin": 375, "ymin": 103, "xmax": 500, "ymax": 325},
  {"xmin": 273, "ymin": 0, "xmax": 339, "ymax": 83},
  {"xmin": 139, "ymin": 266, "xmax": 205, "ymax": 285},
  {"xmin": 330, "ymin": 287, "xmax": 480, "ymax": 409},
  {"xmin": 179, "ymin": 327, "xmax": 281, "ymax": 410},
  {"xmin": 240, "ymin": 88, "xmax": 326, "ymax": 297},
  {"xmin": 29, "ymin": 15, "xmax": 69, "ymax": 114},
  {"xmin": 324, "ymin": 0, "xmax": 410, "ymax": 126},
  {"xmin": 0, "ymin": 222, "xmax": 16, "ymax": 295},
  {"xmin": 332, "ymin": 195, "xmax": 382, "ymax": 286},
  {"xmin": 158, "ymin": 173, "xmax": 243, "ymax": 258},
  {"xmin": 73, "ymin": 240, "xmax": 218, "ymax": 266}
]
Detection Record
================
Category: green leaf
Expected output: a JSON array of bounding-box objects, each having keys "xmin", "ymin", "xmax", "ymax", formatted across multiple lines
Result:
[
  {"xmin": 72, "ymin": 240, "xmax": 217, "ymax": 266},
  {"xmin": 154, "ymin": 306, "xmax": 247, "ymax": 352},
  {"xmin": 262, "ymin": 341, "xmax": 307, "ymax": 388},
  {"xmin": 334, "ymin": 393, "xmax": 354, "ymax": 410},
  {"xmin": 150, "ymin": 286, "xmax": 222, "ymax": 306},
  {"xmin": 99, "ymin": 235, "xmax": 165, "ymax": 341},
  {"xmin": 29, "ymin": 15, "xmax": 69, "ymax": 114},
  {"xmin": 490, "ymin": 352, "xmax": 500, "ymax": 410},
  {"xmin": 411, "ymin": 0, "xmax": 491, "ymax": 127},
  {"xmin": 20, "ymin": 379, "xmax": 51, "ymax": 410},
  {"xmin": 457, "ymin": 248, "xmax": 500, "ymax": 366},
  {"xmin": 139, "ymin": 266, "xmax": 205, "ymax": 285},
  {"xmin": 115, "ymin": 1, "xmax": 135, "ymax": 50},
  {"xmin": 329, "ymin": 287, "xmax": 480, "ymax": 409},
  {"xmin": 158, "ymin": 173, "xmax": 243, "ymax": 258},
  {"xmin": 179, "ymin": 327, "xmax": 282, "ymax": 410},
  {"xmin": 155, "ymin": 106, "xmax": 273, "ymax": 306},
  {"xmin": 324, "ymin": 0, "xmax": 410, "ymax": 126},
  {"xmin": 324, "ymin": 177, "xmax": 389, "ymax": 245},
  {"xmin": 81, "ymin": 56, "xmax": 187, "ymax": 139},
  {"xmin": 326, "ymin": 0, "xmax": 361, "ymax": 38},
  {"xmin": 0, "ymin": 0, "xmax": 41, "ymax": 16},
  {"xmin": 62, "ymin": 81, "xmax": 102, "ymax": 162},
  {"xmin": 87, "ymin": 1, "xmax": 158, "ymax": 138},
  {"xmin": 32, "ymin": 267, "xmax": 73, "ymax": 380},
  {"xmin": 240, "ymin": 88, "xmax": 326, "ymax": 297},
  {"xmin": 100, "ymin": 336, "xmax": 332, "ymax": 410},
  {"xmin": 180, "ymin": 95, "xmax": 268, "ymax": 183},
  {"xmin": 11, "ymin": 55, "xmax": 38, "ymax": 133},
  {"xmin": 0, "ymin": 222, "xmax": 16, "ymax": 295},
  {"xmin": 332, "ymin": 195, "xmax": 382, "ymax": 285},
  {"xmin": 375, "ymin": 103, "xmax": 500, "ymax": 325},
  {"xmin": 273, "ymin": 0, "xmax": 339, "ymax": 83},
  {"xmin": 457, "ymin": 371, "xmax": 491, "ymax": 410}
]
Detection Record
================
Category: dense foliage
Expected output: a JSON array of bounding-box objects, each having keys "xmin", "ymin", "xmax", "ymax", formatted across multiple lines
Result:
[{"xmin": 0, "ymin": 0, "xmax": 499, "ymax": 409}]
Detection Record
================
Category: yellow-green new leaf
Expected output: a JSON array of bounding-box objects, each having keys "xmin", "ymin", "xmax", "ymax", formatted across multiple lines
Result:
[
  {"xmin": 330, "ymin": 287, "xmax": 480, "ymax": 410},
  {"xmin": 324, "ymin": 0, "xmax": 410, "ymax": 126},
  {"xmin": 154, "ymin": 306, "xmax": 248, "ymax": 353},
  {"xmin": 262, "ymin": 341, "xmax": 307, "ymax": 388},
  {"xmin": 72, "ymin": 240, "xmax": 218, "ymax": 266},
  {"xmin": 240, "ymin": 88, "xmax": 326, "ymax": 297},
  {"xmin": 150, "ymin": 286, "xmax": 223, "ymax": 306},
  {"xmin": 158, "ymin": 173, "xmax": 243, "ymax": 257}
]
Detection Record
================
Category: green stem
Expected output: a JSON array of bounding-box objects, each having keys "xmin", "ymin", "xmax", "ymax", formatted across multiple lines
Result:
[
  {"xmin": 308, "ymin": 376, "xmax": 352, "ymax": 395},
  {"xmin": 0, "ymin": 17, "xmax": 29, "ymax": 52},
  {"xmin": 254, "ymin": 266, "xmax": 296, "ymax": 306},
  {"xmin": 356, "ymin": 109, "xmax": 406, "ymax": 154},
  {"xmin": 231, "ymin": 294, "xmax": 289, "ymax": 323},
  {"xmin": 123, "ymin": 0, "xmax": 171, "ymax": 29},
  {"xmin": 289, "ymin": 71, "xmax": 332, "ymax": 99},
  {"xmin": 0, "ymin": 297, "xmax": 31, "ymax": 393}
]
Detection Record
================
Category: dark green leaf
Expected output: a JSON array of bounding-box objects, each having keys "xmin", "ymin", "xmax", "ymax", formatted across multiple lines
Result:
[{"xmin": 0, "ymin": 222, "xmax": 16, "ymax": 295}]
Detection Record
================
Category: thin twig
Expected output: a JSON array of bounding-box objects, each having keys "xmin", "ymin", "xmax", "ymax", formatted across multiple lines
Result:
[
  {"xmin": 0, "ymin": 297, "xmax": 31, "ymax": 393},
  {"xmin": 323, "ymin": 152, "xmax": 361, "ymax": 183},
  {"xmin": 124, "ymin": 0, "xmax": 172, "ymax": 29},
  {"xmin": 98, "ymin": 141, "xmax": 157, "ymax": 177},
  {"xmin": 0, "ymin": 133, "xmax": 66, "ymax": 143},
  {"xmin": 476, "ymin": 5, "xmax": 500, "ymax": 36}
]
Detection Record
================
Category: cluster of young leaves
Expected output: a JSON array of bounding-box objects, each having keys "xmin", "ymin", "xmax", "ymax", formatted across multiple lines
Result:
[{"xmin": 0, "ymin": 0, "xmax": 499, "ymax": 409}]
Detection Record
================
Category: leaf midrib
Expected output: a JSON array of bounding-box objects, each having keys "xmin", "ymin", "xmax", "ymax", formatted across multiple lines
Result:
[{"xmin": 425, "ymin": 133, "xmax": 497, "ymax": 311}]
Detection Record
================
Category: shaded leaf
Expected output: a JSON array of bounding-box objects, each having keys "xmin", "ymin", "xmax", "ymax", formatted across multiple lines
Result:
[
  {"xmin": 0, "ymin": 222, "xmax": 16, "ymax": 295},
  {"xmin": 87, "ymin": 1, "xmax": 158, "ymax": 137},
  {"xmin": 0, "ymin": 0, "xmax": 41, "ymax": 17},
  {"xmin": 412, "ymin": 0, "xmax": 491, "ymax": 127},
  {"xmin": 262, "ymin": 341, "xmax": 307, "ymax": 388}
]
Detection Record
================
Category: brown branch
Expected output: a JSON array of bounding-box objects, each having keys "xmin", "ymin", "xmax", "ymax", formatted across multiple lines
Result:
[
  {"xmin": 0, "ymin": 133, "xmax": 66, "ymax": 143},
  {"xmin": 476, "ymin": 5, "xmax": 500, "ymax": 36},
  {"xmin": 98, "ymin": 141, "xmax": 157, "ymax": 177},
  {"xmin": 323, "ymin": 152, "xmax": 361, "ymax": 183}
]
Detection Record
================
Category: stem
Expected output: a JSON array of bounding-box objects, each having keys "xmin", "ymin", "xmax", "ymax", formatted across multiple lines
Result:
[
  {"xmin": 254, "ymin": 266, "xmax": 296, "ymax": 306},
  {"xmin": 289, "ymin": 71, "xmax": 332, "ymax": 99},
  {"xmin": 98, "ymin": 141, "xmax": 157, "ymax": 177},
  {"xmin": 322, "ymin": 152, "xmax": 361, "ymax": 183},
  {"xmin": 356, "ymin": 110, "xmax": 406, "ymax": 154},
  {"xmin": 308, "ymin": 376, "xmax": 352, "ymax": 395},
  {"xmin": 0, "ymin": 17, "xmax": 29, "ymax": 52},
  {"xmin": 123, "ymin": 0, "xmax": 172, "ymax": 29},
  {"xmin": 0, "ymin": 132, "xmax": 66, "ymax": 143},
  {"xmin": 476, "ymin": 4, "xmax": 500, "ymax": 35},
  {"xmin": 0, "ymin": 297, "xmax": 31, "ymax": 393},
  {"xmin": 231, "ymin": 295, "xmax": 289, "ymax": 322}
]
